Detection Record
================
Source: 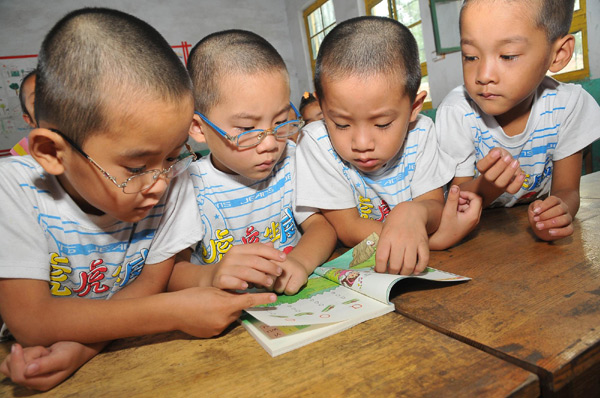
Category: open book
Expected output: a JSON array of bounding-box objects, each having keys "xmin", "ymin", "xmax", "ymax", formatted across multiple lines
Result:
[{"xmin": 241, "ymin": 233, "xmax": 470, "ymax": 357}]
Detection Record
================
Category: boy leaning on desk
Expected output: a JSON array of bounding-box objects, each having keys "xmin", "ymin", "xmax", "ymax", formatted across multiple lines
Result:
[
  {"xmin": 435, "ymin": 0, "xmax": 600, "ymax": 241},
  {"xmin": 0, "ymin": 7, "xmax": 277, "ymax": 391}
]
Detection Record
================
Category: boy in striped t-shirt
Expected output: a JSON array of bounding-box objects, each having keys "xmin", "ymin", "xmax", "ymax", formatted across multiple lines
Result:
[
  {"xmin": 174, "ymin": 30, "xmax": 336, "ymax": 296},
  {"xmin": 296, "ymin": 17, "xmax": 481, "ymax": 276},
  {"xmin": 436, "ymin": 0, "xmax": 600, "ymax": 241}
]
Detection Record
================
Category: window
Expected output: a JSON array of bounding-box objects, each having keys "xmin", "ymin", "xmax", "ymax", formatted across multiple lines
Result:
[
  {"xmin": 366, "ymin": 0, "xmax": 432, "ymax": 109},
  {"xmin": 550, "ymin": 0, "xmax": 589, "ymax": 82},
  {"xmin": 303, "ymin": 0, "xmax": 336, "ymax": 74}
]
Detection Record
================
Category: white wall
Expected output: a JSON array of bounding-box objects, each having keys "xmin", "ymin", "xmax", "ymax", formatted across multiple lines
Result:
[{"xmin": 1, "ymin": 0, "xmax": 597, "ymax": 112}]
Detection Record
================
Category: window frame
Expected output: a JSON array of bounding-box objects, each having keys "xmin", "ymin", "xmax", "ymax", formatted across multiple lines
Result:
[
  {"xmin": 365, "ymin": 0, "xmax": 432, "ymax": 110},
  {"xmin": 303, "ymin": 0, "xmax": 336, "ymax": 75}
]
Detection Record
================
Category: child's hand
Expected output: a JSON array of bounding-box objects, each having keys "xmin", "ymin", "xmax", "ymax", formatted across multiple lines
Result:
[
  {"xmin": 375, "ymin": 203, "xmax": 429, "ymax": 275},
  {"xmin": 271, "ymin": 257, "xmax": 310, "ymax": 295},
  {"xmin": 0, "ymin": 341, "xmax": 99, "ymax": 391},
  {"xmin": 476, "ymin": 148, "xmax": 526, "ymax": 194},
  {"xmin": 212, "ymin": 243, "xmax": 284, "ymax": 290},
  {"xmin": 527, "ymin": 196, "xmax": 573, "ymax": 241},
  {"xmin": 172, "ymin": 287, "xmax": 276, "ymax": 338},
  {"xmin": 429, "ymin": 186, "xmax": 482, "ymax": 250}
]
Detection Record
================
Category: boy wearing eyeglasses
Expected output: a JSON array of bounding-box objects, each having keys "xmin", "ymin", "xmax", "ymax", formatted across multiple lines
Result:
[
  {"xmin": 0, "ymin": 9, "xmax": 278, "ymax": 391},
  {"xmin": 170, "ymin": 30, "xmax": 336, "ymax": 296}
]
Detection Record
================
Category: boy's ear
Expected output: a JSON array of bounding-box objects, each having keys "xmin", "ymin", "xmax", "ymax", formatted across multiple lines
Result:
[
  {"xmin": 548, "ymin": 34, "xmax": 575, "ymax": 73},
  {"xmin": 409, "ymin": 91, "xmax": 427, "ymax": 122},
  {"xmin": 28, "ymin": 128, "xmax": 68, "ymax": 176},
  {"xmin": 189, "ymin": 113, "xmax": 207, "ymax": 144}
]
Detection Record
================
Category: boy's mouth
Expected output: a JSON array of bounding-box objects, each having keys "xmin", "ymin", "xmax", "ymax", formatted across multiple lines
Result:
[
  {"xmin": 354, "ymin": 158, "xmax": 379, "ymax": 169},
  {"xmin": 255, "ymin": 159, "xmax": 276, "ymax": 171},
  {"xmin": 480, "ymin": 92, "xmax": 499, "ymax": 99}
]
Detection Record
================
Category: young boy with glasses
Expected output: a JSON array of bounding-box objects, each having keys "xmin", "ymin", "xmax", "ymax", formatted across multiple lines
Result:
[
  {"xmin": 170, "ymin": 30, "xmax": 336, "ymax": 296},
  {"xmin": 0, "ymin": 9, "xmax": 277, "ymax": 391}
]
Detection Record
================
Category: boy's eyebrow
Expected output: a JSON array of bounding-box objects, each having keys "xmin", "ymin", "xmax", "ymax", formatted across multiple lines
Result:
[
  {"xmin": 120, "ymin": 138, "xmax": 189, "ymax": 158},
  {"xmin": 461, "ymin": 36, "xmax": 529, "ymax": 46},
  {"xmin": 231, "ymin": 105, "xmax": 291, "ymax": 121}
]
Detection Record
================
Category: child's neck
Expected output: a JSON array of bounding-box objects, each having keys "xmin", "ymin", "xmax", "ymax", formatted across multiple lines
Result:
[{"xmin": 494, "ymin": 95, "xmax": 534, "ymax": 137}]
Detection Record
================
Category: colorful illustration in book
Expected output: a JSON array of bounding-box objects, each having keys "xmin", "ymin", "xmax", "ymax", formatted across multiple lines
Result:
[{"xmin": 349, "ymin": 233, "xmax": 378, "ymax": 268}]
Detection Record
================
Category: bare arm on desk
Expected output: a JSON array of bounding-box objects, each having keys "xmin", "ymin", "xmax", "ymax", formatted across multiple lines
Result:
[
  {"xmin": 1, "ymin": 255, "xmax": 278, "ymax": 390},
  {"xmin": 0, "ymin": 256, "xmax": 277, "ymax": 346},
  {"xmin": 0, "ymin": 257, "xmax": 175, "ymax": 391}
]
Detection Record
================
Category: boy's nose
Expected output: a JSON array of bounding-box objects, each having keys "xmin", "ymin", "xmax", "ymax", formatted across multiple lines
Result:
[
  {"xmin": 476, "ymin": 58, "xmax": 497, "ymax": 85},
  {"xmin": 256, "ymin": 132, "xmax": 279, "ymax": 152},
  {"xmin": 351, "ymin": 129, "xmax": 375, "ymax": 152},
  {"xmin": 142, "ymin": 174, "xmax": 169, "ymax": 196}
]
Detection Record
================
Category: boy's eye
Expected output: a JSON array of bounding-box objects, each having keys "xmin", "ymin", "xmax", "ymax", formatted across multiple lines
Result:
[
  {"xmin": 500, "ymin": 55, "xmax": 518, "ymax": 61},
  {"xmin": 462, "ymin": 54, "xmax": 477, "ymax": 62},
  {"xmin": 334, "ymin": 122, "xmax": 350, "ymax": 129},
  {"xmin": 234, "ymin": 126, "xmax": 255, "ymax": 134},
  {"xmin": 126, "ymin": 166, "xmax": 146, "ymax": 175},
  {"xmin": 375, "ymin": 122, "xmax": 392, "ymax": 129}
]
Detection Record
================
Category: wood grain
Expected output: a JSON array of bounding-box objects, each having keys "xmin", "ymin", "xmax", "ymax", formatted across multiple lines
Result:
[
  {"xmin": 0, "ymin": 313, "xmax": 538, "ymax": 397},
  {"xmin": 392, "ymin": 172, "xmax": 600, "ymax": 397}
]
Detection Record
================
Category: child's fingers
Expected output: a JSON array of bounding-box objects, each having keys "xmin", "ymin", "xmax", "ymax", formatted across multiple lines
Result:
[
  {"xmin": 533, "ymin": 203, "xmax": 569, "ymax": 222},
  {"xmin": 236, "ymin": 243, "xmax": 286, "ymax": 262},
  {"xmin": 385, "ymin": 244, "xmax": 408, "ymax": 275},
  {"xmin": 4, "ymin": 344, "xmax": 27, "ymax": 384},
  {"xmin": 374, "ymin": 239, "xmax": 392, "ymax": 273},
  {"xmin": 505, "ymin": 172, "xmax": 526, "ymax": 194},
  {"xmin": 533, "ymin": 213, "xmax": 572, "ymax": 231},
  {"xmin": 490, "ymin": 158, "xmax": 520, "ymax": 188},
  {"xmin": 414, "ymin": 242, "xmax": 429, "ymax": 274},
  {"xmin": 530, "ymin": 196, "xmax": 566, "ymax": 219},
  {"xmin": 443, "ymin": 185, "xmax": 460, "ymax": 214},
  {"xmin": 548, "ymin": 224, "xmax": 574, "ymax": 239},
  {"xmin": 231, "ymin": 292, "xmax": 277, "ymax": 311},
  {"xmin": 476, "ymin": 148, "xmax": 503, "ymax": 173}
]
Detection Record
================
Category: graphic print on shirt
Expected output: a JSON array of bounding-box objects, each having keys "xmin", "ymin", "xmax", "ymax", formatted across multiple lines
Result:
[{"xmin": 48, "ymin": 248, "xmax": 149, "ymax": 298}]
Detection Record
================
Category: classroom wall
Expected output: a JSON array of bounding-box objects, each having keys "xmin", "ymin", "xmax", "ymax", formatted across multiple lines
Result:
[
  {"xmin": 1, "ymin": 1, "xmax": 599, "ymax": 157},
  {"xmin": 0, "ymin": 0, "xmax": 300, "ymax": 152}
]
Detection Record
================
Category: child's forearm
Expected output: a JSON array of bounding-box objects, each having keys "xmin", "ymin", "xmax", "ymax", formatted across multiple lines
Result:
[
  {"xmin": 322, "ymin": 208, "xmax": 383, "ymax": 247},
  {"xmin": 288, "ymin": 214, "xmax": 337, "ymax": 273},
  {"xmin": 0, "ymin": 279, "xmax": 189, "ymax": 346},
  {"xmin": 168, "ymin": 260, "xmax": 216, "ymax": 291}
]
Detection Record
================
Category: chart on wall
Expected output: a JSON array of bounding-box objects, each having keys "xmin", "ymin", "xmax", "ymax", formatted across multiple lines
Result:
[
  {"xmin": 0, "ymin": 55, "xmax": 37, "ymax": 157},
  {"xmin": 0, "ymin": 42, "xmax": 192, "ymax": 157}
]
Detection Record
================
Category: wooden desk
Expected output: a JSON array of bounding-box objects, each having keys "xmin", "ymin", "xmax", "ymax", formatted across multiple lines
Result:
[
  {"xmin": 0, "ymin": 313, "xmax": 539, "ymax": 397},
  {"xmin": 393, "ymin": 172, "xmax": 600, "ymax": 397}
]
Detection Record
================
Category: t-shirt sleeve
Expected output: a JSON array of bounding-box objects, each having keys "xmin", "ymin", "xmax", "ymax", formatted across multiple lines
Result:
[
  {"xmin": 410, "ymin": 117, "xmax": 456, "ymax": 198},
  {"xmin": 435, "ymin": 90, "xmax": 478, "ymax": 178},
  {"xmin": 295, "ymin": 123, "xmax": 356, "ymax": 210},
  {"xmin": 0, "ymin": 160, "xmax": 50, "ymax": 280},
  {"xmin": 554, "ymin": 85, "xmax": 600, "ymax": 161},
  {"xmin": 145, "ymin": 170, "xmax": 204, "ymax": 265}
]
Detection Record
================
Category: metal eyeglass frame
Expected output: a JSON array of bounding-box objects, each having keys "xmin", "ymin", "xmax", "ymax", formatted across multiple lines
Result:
[
  {"xmin": 49, "ymin": 128, "xmax": 197, "ymax": 194},
  {"xmin": 194, "ymin": 102, "xmax": 305, "ymax": 148}
]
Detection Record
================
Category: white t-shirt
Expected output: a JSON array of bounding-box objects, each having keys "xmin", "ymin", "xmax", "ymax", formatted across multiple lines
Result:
[
  {"xmin": 189, "ymin": 141, "xmax": 315, "ymax": 264},
  {"xmin": 295, "ymin": 117, "xmax": 455, "ymax": 221},
  {"xmin": 436, "ymin": 77, "xmax": 600, "ymax": 207},
  {"xmin": 0, "ymin": 156, "xmax": 203, "ymax": 299}
]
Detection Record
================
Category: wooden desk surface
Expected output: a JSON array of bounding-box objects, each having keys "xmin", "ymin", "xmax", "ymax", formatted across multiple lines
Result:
[
  {"xmin": 0, "ymin": 313, "xmax": 539, "ymax": 397},
  {"xmin": 393, "ymin": 172, "xmax": 600, "ymax": 397}
]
